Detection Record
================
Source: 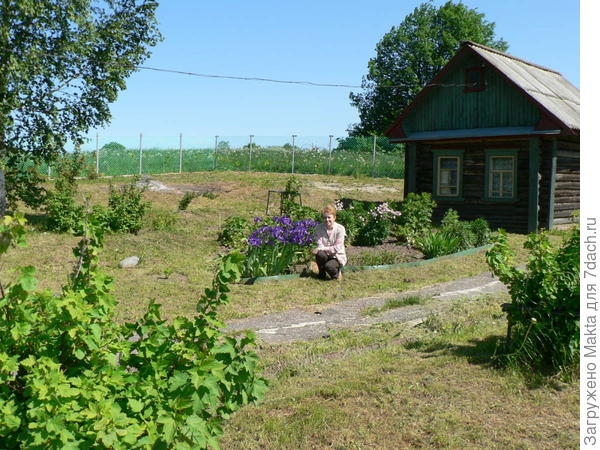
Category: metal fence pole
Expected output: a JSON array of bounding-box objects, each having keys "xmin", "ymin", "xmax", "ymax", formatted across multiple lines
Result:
[
  {"xmin": 214, "ymin": 135, "xmax": 218, "ymax": 171},
  {"xmin": 248, "ymin": 135, "xmax": 253, "ymax": 171},
  {"xmin": 291, "ymin": 134, "xmax": 296, "ymax": 174},
  {"xmin": 328, "ymin": 135, "xmax": 333, "ymax": 175},
  {"xmin": 139, "ymin": 133, "xmax": 143, "ymax": 175},
  {"xmin": 95, "ymin": 133, "xmax": 99, "ymax": 174},
  {"xmin": 178, "ymin": 133, "xmax": 183, "ymax": 173},
  {"xmin": 371, "ymin": 135, "xmax": 377, "ymax": 178}
]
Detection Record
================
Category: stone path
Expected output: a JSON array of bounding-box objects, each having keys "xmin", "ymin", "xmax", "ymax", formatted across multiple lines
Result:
[{"xmin": 225, "ymin": 270, "xmax": 508, "ymax": 344}]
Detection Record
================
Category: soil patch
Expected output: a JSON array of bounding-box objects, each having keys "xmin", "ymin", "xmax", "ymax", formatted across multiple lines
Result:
[
  {"xmin": 311, "ymin": 181, "xmax": 401, "ymax": 194},
  {"xmin": 135, "ymin": 176, "xmax": 232, "ymax": 195},
  {"xmin": 346, "ymin": 242, "xmax": 423, "ymax": 266}
]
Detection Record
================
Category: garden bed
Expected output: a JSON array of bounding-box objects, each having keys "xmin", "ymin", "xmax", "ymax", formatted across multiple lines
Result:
[
  {"xmin": 241, "ymin": 243, "xmax": 491, "ymax": 285},
  {"xmin": 346, "ymin": 240, "xmax": 423, "ymax": 266}
]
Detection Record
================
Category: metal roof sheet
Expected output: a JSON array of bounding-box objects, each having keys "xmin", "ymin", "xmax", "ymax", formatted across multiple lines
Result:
[
  {"xmin": 466, "ymin": 42, "xmax": 580, "ymax": 130},
  {"xmin": 392, "ymin": 126, "xmax": 561, "ymax": 142}
]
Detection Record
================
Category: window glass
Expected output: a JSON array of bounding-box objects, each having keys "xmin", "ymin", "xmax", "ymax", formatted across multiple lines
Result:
[
  {"xmin": 488, "ymin": 154, "xmax": 516, "ymax": 199},
  {"xmin": 438, "ymin": 156, "xmax": 458, "ymax": 196},
  {"xmin": 502, "ymin": 173, "xmax": 513, "ymax": 196},
  {"xmin": 440, "ymin": 158, "xmax": 457, "ymax": 170},
  {"xmin": 492, "ymin": 157, "xmax": 513, "ymax": 170}
]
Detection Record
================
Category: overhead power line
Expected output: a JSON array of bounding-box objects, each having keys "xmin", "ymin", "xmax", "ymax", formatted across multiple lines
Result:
[
  {"xmin": 36, "ymin": 52, "xmax": 478, "ymax": 89},
  {"xmin": 138, "ymin": 65, "xmax": 478, "ymax": 89}
]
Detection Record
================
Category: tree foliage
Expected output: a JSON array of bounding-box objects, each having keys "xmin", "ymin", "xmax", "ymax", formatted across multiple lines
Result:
[
  {"xmin": 0, "ymin": 216, "xmax": 267, "ymax": 448},
  {"xmin": 348, "ymin": 1, "xmax": 508, "ymax": 135},
  {"xmin": 0, "ymin": 0, "xmax": 162, "ymax": 214}
]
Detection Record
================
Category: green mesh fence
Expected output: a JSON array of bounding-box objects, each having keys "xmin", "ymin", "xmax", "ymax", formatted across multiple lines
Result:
[{"xmin": 42, "ymin": 136, "xmax": 405, "ymax": 179}]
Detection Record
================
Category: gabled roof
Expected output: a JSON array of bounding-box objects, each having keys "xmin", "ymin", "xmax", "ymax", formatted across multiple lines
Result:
[
  {"xmin": 385, "ymin": 41, "xmax": 580, "ymax": 139},
  {"xmin": 466, "ymin": 41, "xmax": 579, "ymax": 131}
]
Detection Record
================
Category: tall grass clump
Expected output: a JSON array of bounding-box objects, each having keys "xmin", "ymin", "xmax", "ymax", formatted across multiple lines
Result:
[{"xmin": 486, "ymin": 227, "xmax": 579, "ymax": 377}]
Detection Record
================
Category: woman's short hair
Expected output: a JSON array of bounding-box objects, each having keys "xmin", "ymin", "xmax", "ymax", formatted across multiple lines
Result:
[{"xmin": 322, "ymin": 204, "xmax": 337, "ymax": 218}]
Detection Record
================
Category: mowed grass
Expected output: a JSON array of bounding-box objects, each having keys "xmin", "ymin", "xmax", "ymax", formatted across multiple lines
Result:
[
  {"xmin": 3, "ymin": 171, "xmax": 535, "ymax": 323},
  {"xmin": 220, "ymin": 294, "xmax": 578, "ymax": 449}
]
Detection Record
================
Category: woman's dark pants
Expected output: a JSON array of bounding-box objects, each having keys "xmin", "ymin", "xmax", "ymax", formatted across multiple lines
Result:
[{"xmin": 315, "ymin": 250, "xmax": 340, "ymax": 279}]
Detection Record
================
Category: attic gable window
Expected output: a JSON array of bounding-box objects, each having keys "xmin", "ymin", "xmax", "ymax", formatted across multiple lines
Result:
[{"xmin": 464, "ymin": 67, "xmax": 485, "ymax": 92}]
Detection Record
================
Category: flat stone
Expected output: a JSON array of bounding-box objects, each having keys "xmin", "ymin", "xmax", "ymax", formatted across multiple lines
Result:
[{"xmin": 119, "ymin": 256, "xmax": 140, "ymax": 268}]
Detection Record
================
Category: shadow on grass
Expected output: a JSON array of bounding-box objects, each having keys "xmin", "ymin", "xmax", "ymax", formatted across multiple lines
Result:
[
  {"xmin": 24, "ymin": 213, "xmax": 49, "ymax": 230},
  {"xmin": 404, "ymin": 334, "xmax": 503, "ymax": 367}
]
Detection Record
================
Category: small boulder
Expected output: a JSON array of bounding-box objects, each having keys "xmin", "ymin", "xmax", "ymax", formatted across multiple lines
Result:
[{"xmin": 119, "ymin": 256, "xmax": 140, "ymax": 268}]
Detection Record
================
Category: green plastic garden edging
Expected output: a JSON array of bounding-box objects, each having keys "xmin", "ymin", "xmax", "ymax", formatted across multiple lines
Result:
[{"xmin": 240, "ymin": 244, "xmax": 492, "ymax": 285}]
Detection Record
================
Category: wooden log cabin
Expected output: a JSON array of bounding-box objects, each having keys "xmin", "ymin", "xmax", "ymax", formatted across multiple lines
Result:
[{"xmin": 385, "ymin": 41, "xmax": 580, "ymax": 233}]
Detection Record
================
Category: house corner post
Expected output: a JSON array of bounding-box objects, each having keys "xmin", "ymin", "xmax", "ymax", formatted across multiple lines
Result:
[
  {"xmin": 406, "ymin": 143, "xmax": 417, "ymax": 195},
  {"xmin": 547, "ymin": 138, "xmax": 558, "ymax": 230},
  {"xmin": 528, "ymin": 137, "xmax": 541, "ymax": 233}
]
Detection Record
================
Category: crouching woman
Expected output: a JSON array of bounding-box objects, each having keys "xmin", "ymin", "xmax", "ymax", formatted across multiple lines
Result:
[{"xmin": 312, "ymin": 204, "xmax": 347, "ymax": 280}]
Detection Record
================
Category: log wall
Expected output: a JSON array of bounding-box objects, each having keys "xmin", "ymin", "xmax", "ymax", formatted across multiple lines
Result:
[
  {"xmin": 553, "ymin": 138, "xmax": 580, "ymax": 226},
  {"xmin": 414, "ymin": 139, "xmax": 531, "ymax": 233}
]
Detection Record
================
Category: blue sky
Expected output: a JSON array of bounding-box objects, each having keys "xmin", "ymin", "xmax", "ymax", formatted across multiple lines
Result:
[{"xmin": 85, "ymin": 0, "xmax": 580, "ymax": 149}]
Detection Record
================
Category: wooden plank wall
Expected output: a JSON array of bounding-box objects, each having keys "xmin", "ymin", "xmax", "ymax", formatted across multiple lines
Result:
[
  {"xmin": 553, "ymin": 139, "xmax": 580, "ymax": 226},
  {"xmin": 414, "ymin": 139, "xmax": 530, "ymax": 233}
]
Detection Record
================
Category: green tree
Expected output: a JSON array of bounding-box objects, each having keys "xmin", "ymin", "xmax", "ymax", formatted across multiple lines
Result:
[
  {"xmin": 348, "ymin": 1, "xmax": 508, "ymax": 135},
  {"xmin": 0, "ymin": 1, "xmax": 162, "ymax": 215}
]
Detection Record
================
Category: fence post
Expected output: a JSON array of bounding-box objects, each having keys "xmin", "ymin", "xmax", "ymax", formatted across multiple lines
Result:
[
  {"xmin": 328, "ymin": 135, "xmax": 333, "ymax": 175},
  {"xmin": 248, "ymin": 135, "xmax": 253, "ymax": 171},
  {"xmin": 95, "ymin": 132, "xmax": 99, "ymax": 175},
  {"xmin": 179, "ymin": 133, "xmax": 183, "ymax": 173},
  {"xmin": 371, "ymin": 135, "xmax": 377, "ymax": 178},
  {"xmin": 214, "ymin": 135, "xmax": 218, "ymax": 171},
  {"xmin": 139, "ymin": 132, "xmax": 143, "ymax": 175},
  {"xmin": 291, "ymin": 134, "xmax": 297, "ymax": 174}
]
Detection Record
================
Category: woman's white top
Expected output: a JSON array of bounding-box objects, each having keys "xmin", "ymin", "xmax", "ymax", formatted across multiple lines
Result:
[{"xmin": 314, "ymin": 222, "xmax": 347, "ymax": 266}]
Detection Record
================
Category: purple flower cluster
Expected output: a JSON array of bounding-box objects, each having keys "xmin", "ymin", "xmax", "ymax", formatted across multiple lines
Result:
[{"xmin": 248, "ymin": 216, "xmax": 319, "ymax": 247}]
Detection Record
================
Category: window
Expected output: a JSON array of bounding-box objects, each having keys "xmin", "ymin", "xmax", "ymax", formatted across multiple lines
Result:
[
  {"xmin": 484, "ymin": 149, "xmax": 519, "ymax": 201},
  {"xmin": 432, "ymin": 149, "xmax": 464, "ymax": 200},
  {"xmin": 438, "ymin": 157, "xmax": 459, "ymax": 196},
  {"xmin": 465, "ymin": 67, "xmax": 485, "ymax": 92}
]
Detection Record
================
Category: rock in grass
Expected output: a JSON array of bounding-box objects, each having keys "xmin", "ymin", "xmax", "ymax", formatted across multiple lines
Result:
[{"xmin": 119, "ymin": 256, "xmax": 140, "ymax": 268}]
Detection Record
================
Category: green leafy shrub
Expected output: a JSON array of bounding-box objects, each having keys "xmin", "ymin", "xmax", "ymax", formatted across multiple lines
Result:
[
  {"xmin": 44, "ymin": 154, "xmax": 87, "ymax": 232},
  {"xmin": 486, "ymin": 228, "xmax": 579, "ymax": 376},
  {"xmin": 415, "ymin": 229, "xmax": 461, "ymax": 259},
  {"xmin": 106, "ymin": 182, "xmax": 149, "ymax": 234},
  {"xmin": 440, "ymin": 208, "xmax": 460, "ymax": 228},
  {"xmin": 178, "ymin": 191, "xmax": 198, "ymax": 210},
  {"xmin": 439, "ymin": 210, "xmax": 492, "ymax": 251},
  {"xmin": 0, "ymin": 216, "xmax": 267, "ymax": 448},
  {"xmin": 469, "ymin": 218, "xmax": 492, "ymax": 247},
  {"xmin": 147, "ymin": 208, "xmax": 178, "ymax": 231},
  {"xmin": 395, "ymin": 192, "xmax": 436, "ymax": 245},
  {"xmin": 45, "ymin": 189, "xmax": 84, "ymax": 233},
  {"xmin": 218, "ymin": 216, "xmax": 250, "ymax": 248}
]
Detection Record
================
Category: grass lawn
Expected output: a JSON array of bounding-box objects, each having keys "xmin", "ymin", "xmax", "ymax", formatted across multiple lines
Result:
[
  {"xmin": 1, "ymin": 171, "xmax": 542, "ymax": 324},
  {"xmin": 1, "ymin": 171, "xmax": 578, "ymax": 448},
  {"xmin": 221, "ymin": 293, "xmax": 578, "ymax": 449}
]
